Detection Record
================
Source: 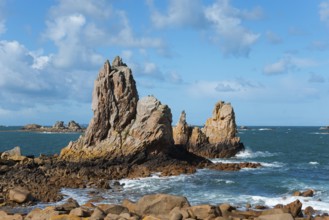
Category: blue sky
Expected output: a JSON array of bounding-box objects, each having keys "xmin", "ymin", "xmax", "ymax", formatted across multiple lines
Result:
[{"xmin": 0, "ymin": 0, "xmax": 329, "ymax": 126}]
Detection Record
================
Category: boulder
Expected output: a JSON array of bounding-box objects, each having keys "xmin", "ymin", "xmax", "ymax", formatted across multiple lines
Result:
[
  {"xmin": 8, "ymin": 187, "xmax": 33, "ymax": 204},
  {"xmin": 284, "ymin": 199, "xmax": 302, "ymax": 217},
  {"xmin": 126, "ymin": 194, "xmax": 190, "ymax": 217},
  {"xmin": 1, "ymin": 146, "xmax": 23, "ymax": 160},
  {"xmin": 69, "ymin": 207, "xmax": 90, "ymax": 217},
  {"xmin": 187, "ymin": 204, "xmax": 221, "ymax": 219},
  {"xmin": 301, "ymin": 189, "xmax": 314, "ymax": 197},
  {"xmin": 90, "ymin": 207, "xmax": 106, "ymax": 220},
  {"xmin": 256, "ymin": 213, "xmax": 294, "ymax": 220},
  {"xmin": 0, "ymin": 211, "xmax": 23, "ymax": 220}
]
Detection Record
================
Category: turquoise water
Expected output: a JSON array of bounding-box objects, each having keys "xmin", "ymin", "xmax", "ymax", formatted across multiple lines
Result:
[{"xmin": 1, "ymin": 126, "xmax": 329, "ymax": 213}]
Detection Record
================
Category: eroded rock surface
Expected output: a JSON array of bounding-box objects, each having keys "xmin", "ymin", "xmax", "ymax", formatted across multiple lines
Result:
[
  {"xmin": 60, "ymin": 57, "xmax": 175, "ymax": 162},
  {"xmin": 173, "ymin": 101, "xmax": 244, "ymax": 158}
]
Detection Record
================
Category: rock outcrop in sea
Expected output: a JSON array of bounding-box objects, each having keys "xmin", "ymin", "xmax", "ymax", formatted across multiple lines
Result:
[
  {"xmin": 22, "ymin": 120, "xmax": 84, "ymax": 132},
  {"xmin": 173, "ymin": 101, "xmax": 244, "ymax": 158},
  {"xmin": 0, "ymin": 56, "xmax": 257, "ymax": 207},
  {"xmin": 61, "ymin": 56, "xmax": 243, "ymax": 161},
  {"xmin": 60, "ymin": 57, "xmax": 176, "ymax": 162}
]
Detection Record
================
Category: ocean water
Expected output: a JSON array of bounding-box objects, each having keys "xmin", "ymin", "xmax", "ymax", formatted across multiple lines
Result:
[
  {"xmin": 0, "ymin": 126, "xmax": 81, "ymax": 156},
  {"xmin": 1, "ymin": 126, "xmax": 329, "ymax": 213}
]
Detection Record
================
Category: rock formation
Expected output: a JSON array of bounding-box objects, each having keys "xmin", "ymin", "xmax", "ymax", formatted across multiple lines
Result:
[
  {"xmin": 173, "ymin": 101, "xmax": 244, "ymax": 158},
  {"xmin": 67, "ymin": 120, "xmax": 82, "ymax": 131},
  {"xmin": 202, "ymin": 101, "xmax": 237, "ymax": 143},
  {"xmin": 172, "ymin": 111, "xmax": 190, "ymax": 146},
  {"xmin": 53, "ymin": 121, "xmax": 65, "ymax": 129},
  {"xmin": 22, "ymin": 121, "xmax": 84, "ymax": 132},
  {"xmin": 60, "ymin": 57, "xmax": 175, "ymax": 161}
]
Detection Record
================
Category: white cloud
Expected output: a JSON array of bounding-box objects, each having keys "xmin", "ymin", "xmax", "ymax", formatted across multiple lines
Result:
[
  {"xmin": 106, "ymin": 11, "xmax": 165, "ymax": 48},
  {"xmin": 148, "ymin": 0, "xmax": 261, "ymax": 57},
  {"xmin": 147, "ymin": 0, "xmax": 205, "ymax": 28},
  {"xmin": 319, "ymin": 1, "xmax": 329, "ymax": 25},
  {"xmin": 189, "ymin": 78, "xmax": 262, "ymax": 98},
  {"xmin": 204, "ymin": 0, "xmax": 260, "ymax": 57},
  {"xmin": 43, "ymin": 1, "xmax": 166, "ymax": 69},
  {"xmin": 263, "ymin": 55, "xmax": 318, "ymax": 75}
]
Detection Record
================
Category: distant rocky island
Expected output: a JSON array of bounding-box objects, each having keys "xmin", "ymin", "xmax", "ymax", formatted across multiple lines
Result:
[{"xmin": 22, "ymin": 120, "xmax": 85, "ymax": 132}]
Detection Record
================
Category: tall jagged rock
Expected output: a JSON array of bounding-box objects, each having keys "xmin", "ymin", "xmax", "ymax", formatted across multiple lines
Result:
[
  {"xmin": 173, "ymin": 111, "xmax": 190, "ymax": 146},
  {"xmin": 60, "ymin": 57, "xmax": 174, "ymax": 161},
  {"xmin": 172, "ymin": 101, "xmax": 244, "ymax": 158},
  {"xmin": 202, "ymin": 101, "xmax": 237, "ymax": 143}
]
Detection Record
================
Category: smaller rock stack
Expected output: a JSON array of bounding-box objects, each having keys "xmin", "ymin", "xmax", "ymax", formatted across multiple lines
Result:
[{"xmin": 173, "ymin": 101, "xmax": 244, "ymax": 158}]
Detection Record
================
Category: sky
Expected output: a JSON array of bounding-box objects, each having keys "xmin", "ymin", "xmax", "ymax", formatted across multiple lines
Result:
[{"xmin": 0, "ymin": 0, "xmax": 329, "ymax": 126}]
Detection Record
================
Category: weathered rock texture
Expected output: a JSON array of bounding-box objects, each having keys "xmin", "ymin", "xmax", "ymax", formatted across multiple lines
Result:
[
  {"xmin": 60, "ymin": 57, "xmax": 175, "ymax": 161},
  {"xmin": 173, "ymin": 101, "xmax": 244, "ymax": 158}
]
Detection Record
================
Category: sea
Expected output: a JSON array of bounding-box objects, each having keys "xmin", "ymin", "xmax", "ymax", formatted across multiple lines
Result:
[{"xmin": 1, "ymin": 126, "xmax": 329, "ymax": 213}]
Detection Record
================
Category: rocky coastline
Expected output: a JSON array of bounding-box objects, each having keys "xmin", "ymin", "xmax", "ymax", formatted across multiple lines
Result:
[
  {"xmin": 22, "ymin": 121, "xmax": 85, "ymax": 133},
  {"xmin": 1, "ymin": 56, "xmax": 324, "ymax": 219}
]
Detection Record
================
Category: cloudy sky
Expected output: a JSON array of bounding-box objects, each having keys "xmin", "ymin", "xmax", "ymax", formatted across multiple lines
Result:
[{"xmin": 0, "ymin": 0, "xmax": 329, "ymax": 126}]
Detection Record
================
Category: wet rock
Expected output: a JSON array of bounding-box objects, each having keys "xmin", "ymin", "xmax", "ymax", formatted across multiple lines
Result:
[
  {"xmin": 55, "ymin": 198, "xmax": 80, "ymax": 212},
  {"xmin": 284, "ymin": 199, "xmax": 303, "ymax": 218},
  {"xmin": 304, "ymin": 206, "xmax": 315, "ymax": 216}
]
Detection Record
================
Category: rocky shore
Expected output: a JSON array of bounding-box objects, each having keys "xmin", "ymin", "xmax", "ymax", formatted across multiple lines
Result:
[
  {"xmin": 0, "ymin": 56, "xmax": 307, "ymax": 219},
  {"xmin": 0, "ymin": 193, "xmax": 328, "ymax": 220},
  {"xmin": 22, "ymin": 121, "xmax": 84, "ymax": 133}
]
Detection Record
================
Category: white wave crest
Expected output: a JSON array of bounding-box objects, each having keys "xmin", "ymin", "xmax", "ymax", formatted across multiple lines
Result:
[
  {"xmin": 251, "ymin": 195, "xmax": 329, "ymax": 213},
  {"xmin": 309, "ymin": 161, "xmax": 319, "ymax": 165},
  {"xmin": 260, "ymin": 162, "xmax": 285, "ymax": 168},
  {"xmin": 236, "ymin": 149, "xmax": 277, "ymax": 159},
  {"xmin": 258, "ymin": 128, "xmax": 273, "ymax": 131}
]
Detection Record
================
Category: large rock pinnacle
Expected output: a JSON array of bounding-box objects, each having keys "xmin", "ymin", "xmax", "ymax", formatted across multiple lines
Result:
[
  {"xmin": 173, "ymin": 101, "xmax": 244, "ymax": 158},
  {"xmin": 84, "ymin": 58, "xmax": 138, "ymax": 146},
  {"xmin": 202, "ymin": 101, "xmax": 237, "ymax": 144},
  {"xmin": 60, "ymin": 57, "xmax": 173, "ymax": 161}
]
